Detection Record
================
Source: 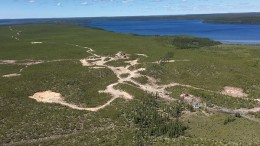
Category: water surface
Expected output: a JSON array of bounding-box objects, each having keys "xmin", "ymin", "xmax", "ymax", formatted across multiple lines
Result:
[{"xmin": 83, "ymin": 20, "xmax": 260, "ymax": 44}]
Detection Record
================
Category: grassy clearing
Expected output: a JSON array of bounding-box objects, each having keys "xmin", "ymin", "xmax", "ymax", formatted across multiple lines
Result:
[
  {"xmin": 132, "ymin": 75, "xmax": 149, "ymax": 85},
  {"xmin": 105, "ymin": 59, "xmax": 129, "ymax": 67},
  {"xmin": 119, "ymin": 73, "xmax": 130, "ymax": 78},
  {"xmin": 183, "ymin": 112, "xmax": 260, "ymax": 145},
  {"xmin": 115, "ymin": 83, "xmax": 145, "ymax": 98},
  {"xmin": 167, "ymin": 86, "xmax": 256, "ymax": 109},
  {"xmin": 0, "ymin": 64, "xmax": 23, "ymax": 76}
]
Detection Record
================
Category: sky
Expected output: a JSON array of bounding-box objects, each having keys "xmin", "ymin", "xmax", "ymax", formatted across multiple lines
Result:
[{"xmin": 1, "ymin": 0, "xmax": 260, "ymax": 19}]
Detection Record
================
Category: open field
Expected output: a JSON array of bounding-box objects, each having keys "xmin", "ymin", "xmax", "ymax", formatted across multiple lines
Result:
[{"xmin": 1, "ymin": 24, "xmax": 260, "ymax": 145}]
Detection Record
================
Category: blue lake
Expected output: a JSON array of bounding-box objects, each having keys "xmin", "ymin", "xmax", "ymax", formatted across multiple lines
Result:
[
  {"xmin": 1, "ymin": 19, "xmax": 260, "ymax": 44},
  {"xmin": 83, "ymin": 20, "xmax": 260, "ymax": 44}
]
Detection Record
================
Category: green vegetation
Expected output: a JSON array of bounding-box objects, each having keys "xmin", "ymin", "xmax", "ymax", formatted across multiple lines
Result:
[
  {"xmin": 119, "ymin": 73, "xmax": 130, "ymax": 78},
  {"xmin": 0, "ymin": 64, "xmax": 23, "ymax": 76},
  {"xmin": 105, "ymin": 59, "xmax": 129, "ymax": 67},
  {"xmin": 132, "ymin": 75, "xmax": 148, "ymax": 84},
  {"xmin": 1, "ymin": 24, "xmax": 260, "ymax": 145},
  {"xmin": 171, "ymin": 36, "xmax": 221, "ymax": 49},
  {"xmin": 127, "ymin": 94, "xmax": 187, "ymax": 145},
  {"xmin": 145, "ymin": 45, "xmax": 260, "ymax": 99},
  {"xmin": 223, "ymin": 116, "xmax": 236, "ymax": 125},
  {"xmin": 184, "ymin": 113, "xmax": 260, "ymax": 144}
]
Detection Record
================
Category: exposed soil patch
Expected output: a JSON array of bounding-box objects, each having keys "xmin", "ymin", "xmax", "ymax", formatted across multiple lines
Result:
[
  {"xmin": 0, "ymin": 60, "xmax": 16, "ymax": 64},
  {"xmin": 2, "ymin": 73, "xmax": 21, "ymax": 78},
  {"xmin": 220, "ymin": 86, "xmax": 248, "ymax": 98},
  {"xmin": 31, "ymin": 42, "xmax": 43, "ymax": 44},
  {"xmin": 136, "ymin": 53, "xmax": 148, "ymax": 57},
  {"xmin": 29, "ymin": 91, "xmax": 116, "ymax": 112},
  {"xmin": 0, "ymin": 60, "xmax": 44, "ymax": 65}
]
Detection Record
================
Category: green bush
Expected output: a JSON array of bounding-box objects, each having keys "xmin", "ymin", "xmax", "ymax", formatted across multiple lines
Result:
[
  {"xmin": 235, "ymin": 113, "xmax": 241, "ymax": 118},
  {"xmin": 224, "ymin": 116, "xmax": 236, "ymax": 125}
]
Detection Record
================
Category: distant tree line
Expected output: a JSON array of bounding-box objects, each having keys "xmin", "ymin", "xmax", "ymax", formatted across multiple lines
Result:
[{"xmin": 171, "ymin": 36, "xmax": 221, "ymax": 49}]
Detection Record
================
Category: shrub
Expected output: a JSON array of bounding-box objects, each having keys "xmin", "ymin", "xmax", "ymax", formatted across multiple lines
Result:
[
  {"xmin": 235, "ymin": 113, "xmax": 241, "ymax": 118},
  {"xmin": 224, "ymin": 116, "xmax": 236, "ymax": 125}
]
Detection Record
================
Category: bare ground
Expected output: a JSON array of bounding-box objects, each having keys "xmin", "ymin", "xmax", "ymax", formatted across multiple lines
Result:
[{"xmin": 220, "ymin": 86, "xmax": 248, "ymax": 98}]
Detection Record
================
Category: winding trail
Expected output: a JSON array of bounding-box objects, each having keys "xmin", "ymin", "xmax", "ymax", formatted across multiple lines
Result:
[
  {"xmin": 80, "ymin": 47, "xmax": 179, "ymax": 101},
  {"xmin": 1, "ymin": 59, "xmax": 73, "ymax": 78},
  {"xmin": 30, "ymin": 46, "xmax": 180, "ymax": 112},
  {"xmin": 28, "ymin": 44, "xmax": 260, "ymax": 118}
]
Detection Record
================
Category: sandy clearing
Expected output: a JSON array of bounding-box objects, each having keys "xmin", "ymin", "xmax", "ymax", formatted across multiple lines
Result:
[
  {"xmin": 29, "ymin": 90, "xmax": 118, "ymax": 112},
  {"xmin": 24, "ymin": 61, "xmax": 44, "ymax": 66},
  {"xmin": 80, "ymin": 59, "xmax": 92, "ymax": 66},
  {"xmin": 90, "ymin": 66, "xmax": 106, "ymax": 69},
  {"xmin": 2, "ymin": 73, "xmax": 21, "ymax": 78},
  {"xmin": 0, "ymin": 60, "xmax": 16, "ymax": 64},
  {"xmin": 136, "ymin": 54, "xmax": 148, "ymax": 57},
  {"xmin": 149, "ymin": 59, "xmax": 190, "ymax": 64},
  {"xmin": 0, "ymin": 60, "xmax": 44, "ymax": 65},
  {"xmin": 152, "ymin": 60, "xmax": 175, "ymax": 64},
  {"xmin": 31, "ymin": 42, "xmax": 43, "ymax": 44},
  {"xmin": 220, "ymin": 86, "xmax": 248, "ymax": 98}
]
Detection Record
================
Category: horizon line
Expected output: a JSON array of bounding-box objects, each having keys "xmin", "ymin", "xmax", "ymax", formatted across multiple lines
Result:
[{"xmin": 1, "ymin": 11, "xmax": 260, "ymax": 20}]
